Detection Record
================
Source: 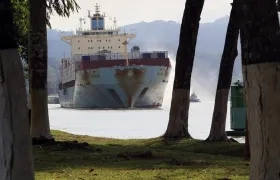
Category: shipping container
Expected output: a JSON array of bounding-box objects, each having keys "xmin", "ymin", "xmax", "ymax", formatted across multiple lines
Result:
[
  {"xmin": 128, "ymin": 54, "xmax": 133, "ymax": 59},
  {"xmin": 157, "ymin": 52, "xmax": 165, "ymax": 58},
  {"xmin": 142, "ymin": 53, "xmax": 151, "ymax": 59},
  {"xmin": 82, "ymin": 55, "xmax": 90, "ymax": 61},
  {"xmin": 151, "ymin": 53, "xmax": 158, "ymax": 59},
  {"xmin": 105, "ymin": 54, "xmax": 111, "ymax": 60},
  {"xmin": 117, "ymin": 54, "xmax": 123, "ymax": 59},
  {"xmin": 90, "ymin": 55, "xmax": 98, "ymax": 60},
  {"xmin": 111, "ymin": 54, "xmax": 118, "ymax": 60},
  {"xmin": 98, "ymin": 55, "xmax": 106, "ymax": 60}
]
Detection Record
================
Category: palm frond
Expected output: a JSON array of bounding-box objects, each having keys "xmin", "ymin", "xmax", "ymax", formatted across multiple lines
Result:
[{"xmin": 46, "ymin": 0, "xmax": 80, "ymax": 28}]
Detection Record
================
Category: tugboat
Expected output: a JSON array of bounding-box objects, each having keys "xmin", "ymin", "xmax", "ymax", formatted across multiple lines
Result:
[{"xmin": 190, "ymin": 92, "xmax": 201, "ymax": 102}]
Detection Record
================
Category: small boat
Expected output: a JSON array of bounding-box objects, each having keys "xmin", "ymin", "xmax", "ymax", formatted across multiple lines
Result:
[
  {"xmin": 190, "ymin": 92, "xmax": 201, "ymax": 102},
  {"xmin": 48, "ymin": 94, "xmax": 60, "ymax": 104}
]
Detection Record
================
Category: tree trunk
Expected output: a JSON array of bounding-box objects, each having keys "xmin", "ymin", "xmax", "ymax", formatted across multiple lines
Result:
[
  {"xmin": 241, "ymin": 0, "xmax": 280, "ymax": 178},
  {"xmin": 239, "ymin": 1, "xmax": 250, "ymax": 162},
  {"xmin": 206, "ymin": 0, "xmax": 241, "ymax": 142},
  {"xmin": 0, "ymin": 0, "xmax": 34, "ymax": 179},
  {"xmin": 164, "ymin": 0, "xmax": 205, "ymax": 139},
  {"xmin": 29, "ymin": 0, "xmax": 54, "ymax": 144},
  {"xmin": 164, "ymin": 0, "xmax": 204, "ymax": 138},
  {"xmin": 244, "ymin": 117, "xmax": 250, "ymax": 160}
]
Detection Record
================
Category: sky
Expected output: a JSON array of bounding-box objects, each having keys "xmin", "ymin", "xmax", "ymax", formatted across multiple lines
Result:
[{"xmin": 50, "ymin": 0, "xmax": 232, "ymax": 31}]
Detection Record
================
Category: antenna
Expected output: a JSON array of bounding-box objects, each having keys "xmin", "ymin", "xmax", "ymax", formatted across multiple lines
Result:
[
  {"xmin": 122, "ymin": 40, "xmax": 129, "ymax": 66},
  {"xmin": 95, "ymin": 3, "xmax": 100, "ymax": 13},
  {"xmin": 87, "ymin": 10, "xmax": 91, "ymax": 18},
  {"xmin": 113, "ymin": 17, "xmax": 117, "ymax": 30},
  {"xmin": 79, "ymin": 17, "xmax": 86, "ymax": 30}
]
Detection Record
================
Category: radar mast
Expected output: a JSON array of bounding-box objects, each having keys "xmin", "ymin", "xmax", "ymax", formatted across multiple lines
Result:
[{"xmin": 95, "ymin": 3, "xmax": 100, "ymax": 14}]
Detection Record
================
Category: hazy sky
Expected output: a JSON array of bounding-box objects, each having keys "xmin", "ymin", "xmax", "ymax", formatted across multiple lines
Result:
[{"xmin": 50, "ymin": 0, "xmax": 232, "ymax": 31}]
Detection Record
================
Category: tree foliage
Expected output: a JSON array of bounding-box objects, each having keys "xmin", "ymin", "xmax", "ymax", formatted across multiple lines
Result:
[
  {"xmin": 46, "ymin": 0, "xmax": 80, "ymax": 28},
  {"xmin": 277, "ymin": 0, "xmax": 280, "ymax": 11},
  {"xmin": 11, "ymin": 0, "xmax": 80, "ymax": 63},
  {"xmin": 11, "ymin": 0, "xmax": 29, "ymax": 62}
]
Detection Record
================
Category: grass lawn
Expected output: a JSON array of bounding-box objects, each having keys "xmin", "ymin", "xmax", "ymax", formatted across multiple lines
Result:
[{"xmin": 34, "ymin": 130, "xmax": 249, "ymax": 180}]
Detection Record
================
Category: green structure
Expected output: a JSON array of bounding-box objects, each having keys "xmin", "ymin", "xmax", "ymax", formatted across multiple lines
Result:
[{"xmin": 230, "ymin": 80, "xmax": 246, "ymax": 131}]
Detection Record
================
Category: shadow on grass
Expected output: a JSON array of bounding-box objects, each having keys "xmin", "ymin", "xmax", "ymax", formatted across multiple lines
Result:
[
  {"xmin": 33, "ymin": 131, "xmax": 249, "ymax": 180},
  {"xmin": 33, "ymin": 130, "xmax": 249, "ymax": 180}
]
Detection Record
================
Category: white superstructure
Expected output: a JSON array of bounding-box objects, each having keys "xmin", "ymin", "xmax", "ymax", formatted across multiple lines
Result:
[{"xmin": 61, "ymin": 3, "xmax": 136, "ymax": 57}]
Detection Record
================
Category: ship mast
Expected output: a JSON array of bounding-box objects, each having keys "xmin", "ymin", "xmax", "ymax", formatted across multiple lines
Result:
[
  {"xmin": 122, "ymin": 39, "xmax": 129, "ymax": 66},
  {"xmin": 79, "ymin": 18, "xmax": 86, "ymax": 30},
  {"xmin": 87, "ymin": 3, "xmax": 106, "ymax": 30},
  {"xmin": 95, "ymin": 3, "xmax": 100, "ymax": 30},
  {"xmin": 113, "ymin": 17, "xmax": 117, "ymax": 30}
]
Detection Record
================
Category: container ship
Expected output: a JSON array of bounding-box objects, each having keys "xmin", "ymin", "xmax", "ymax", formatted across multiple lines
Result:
[{"xmin": 58, "ymin": 4, "xmax": 171, "ymax": 108}]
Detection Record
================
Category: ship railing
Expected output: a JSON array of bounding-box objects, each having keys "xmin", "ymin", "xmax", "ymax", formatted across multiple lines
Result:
[
  {"xmin": 76, "ymin": 27, "xmax": 121, "ymax": 32},
  {"xmin": 68, "ymin": 51, "xmax": 168, "ymax": 62},
  {"xmin": 75, "ymin": 28, "xmax": 123, "ymax": 36}
]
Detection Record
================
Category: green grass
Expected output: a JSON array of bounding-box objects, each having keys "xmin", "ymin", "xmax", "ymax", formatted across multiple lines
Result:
[{"xmin": 34, "ymin": 130, "xmax": 249, "ymax": 180}]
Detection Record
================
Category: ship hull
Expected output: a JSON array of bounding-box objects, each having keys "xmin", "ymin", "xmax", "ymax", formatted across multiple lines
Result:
[
  {"xmin": 58, "ymin": 59, "xmax": 171, "ymax": 109},
  {"xmin": 190, "ymin": 99, "xmax": 201, "ymax": 103}
]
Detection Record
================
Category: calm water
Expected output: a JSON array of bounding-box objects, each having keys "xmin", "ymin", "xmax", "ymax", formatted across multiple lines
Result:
[
  {"xmin": 49, "ymin": 59, "xmax": 243, "ymax": 141},
  {"xmin": 49, "ymin": 101, "xmax": 234, "ymax": 140}
]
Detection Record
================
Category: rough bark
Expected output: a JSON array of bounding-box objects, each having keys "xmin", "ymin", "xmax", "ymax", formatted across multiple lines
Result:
[
  {"xmin": 206, "ymin": 0, "xmax": 241, "ymax": 142},
  {"xmin": 164, "ymin": 0, "xmax": 205, "ymax": 139},
  {"xmin": 29, "ymin": 0, "xmax": 54, "ymax": 143},
  {"xmin": 0, "ymin": 0, "xmax": 34, "ymax": 179},
  {"xmin": 241, "ymin": 0, "xmax": 280, "ymax": 178},
  {"xmin": 244, "ymin": 117, "xmax": 250, "ymax": 160},
  {"xmin": 239, "ymin": 1, "xmax": 250, "ymax": 162},
  {"xmin": 165, "ymin": 89, "xmax": 191, "ymax": 138}
]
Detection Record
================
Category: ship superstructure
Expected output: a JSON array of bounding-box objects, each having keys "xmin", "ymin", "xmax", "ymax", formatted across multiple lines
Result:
[
  {"xmin": 58, "ymin": 3, "xmax": 171, "ymax": 108},
  {"xmin": 190, "ymin": 92, "xmax": 201, "ymax": 102}
]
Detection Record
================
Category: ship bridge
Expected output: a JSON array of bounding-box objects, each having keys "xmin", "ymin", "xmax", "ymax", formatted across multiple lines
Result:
[{"xmin": 61, "ymin": 3, "xmax": 136, "ymax": 56}]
